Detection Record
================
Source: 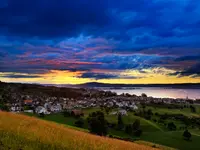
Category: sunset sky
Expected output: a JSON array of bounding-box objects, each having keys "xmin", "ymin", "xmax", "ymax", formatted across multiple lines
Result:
[{"xmin": 0, "ymin": 0, "xmax": 200, "ymax": 84}]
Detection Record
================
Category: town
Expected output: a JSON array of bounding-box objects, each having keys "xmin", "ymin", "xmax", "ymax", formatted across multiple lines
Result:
[{"xmin": 0, "ymin": 81, "xmax": 198, "ymax": 115}]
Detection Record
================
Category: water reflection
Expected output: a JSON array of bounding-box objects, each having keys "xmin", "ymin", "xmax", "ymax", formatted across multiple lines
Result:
[{"xmin": 108, "ymin": 87, "xmax": 200, "ymax": 99}]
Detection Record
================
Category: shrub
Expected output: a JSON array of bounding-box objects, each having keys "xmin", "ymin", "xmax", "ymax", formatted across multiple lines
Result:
[
  {"xmin": 74, "ymin": 118, "xmax": 84, "ymax": 128},
  {"xmin": 117, "ymin": 114, "xmax": 124, "ymax": 130},
  {"xmin": 39, "ymin": 112, "xmax": 45, "ymax": 118},
  {"xmin": 63, "ymin": 110, "xmax": 71, "ymax": 117},
  {"xmin": 134, "ymin": 129, "xmax": 142, "ymax": 137},
  {"xmin": 167, "ymin": 122, "xmax": 176, "ymax": 131},
  {"xmin": 183, "ymin": 130, "xmax": 192, "ymax": 141},
  {"xmin": 132, "ymin": 119, "xmax": 140, "ymax": 131},
  {"xmin": 125, "ymin": 124, "xmax": 132, "ymax": 135}
]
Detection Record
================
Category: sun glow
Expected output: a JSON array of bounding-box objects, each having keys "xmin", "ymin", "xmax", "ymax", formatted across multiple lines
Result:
[{"xmin": 1, "ymin": 68, "xmax": 200, "ymax": 84}]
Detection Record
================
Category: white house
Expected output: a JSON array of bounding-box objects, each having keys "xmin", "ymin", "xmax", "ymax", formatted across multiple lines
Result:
[
  {"xmin": 110, "ymin": 109, "xmax": 128, "ymax": 116},
  {"xmin": 118, "ymin": 109, "xmax": 127, "ymax": 115},
  {"xmin": 50, "ymin": 104, "xmax": 62, "ymax": 112},
  {"xmin": 24, "ymin": 110, "xmax": 34, "ymax": 113},
  {"xmin": 110, "ymin": 111, "xmax": 117, "ymax": 115},
  {"xmin": 35, "ymin": 106, "xmax": 50, "ymax": 114},
  {"xmin": 10, "ymin": 105, "xmax": 21, "ymax": 112},
  {"xmin": 129, "ymin": 104, "xmax": 138, "ymax": 110}
]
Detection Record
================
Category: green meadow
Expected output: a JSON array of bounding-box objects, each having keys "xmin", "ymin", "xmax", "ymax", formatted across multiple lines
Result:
[{"xmin": 24, "ymin": 105, "xmax": 200, "ymax": 150}]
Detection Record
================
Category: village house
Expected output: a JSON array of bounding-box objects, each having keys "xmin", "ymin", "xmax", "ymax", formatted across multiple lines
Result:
[
  {"xmin": 50, "ymin": 103, "xmax": 62, "ymax": 113},
  {"xmin": 71, "ymin": 109, "xmax": 84, "ymax": 117},
  {"xmin": 10, "ymin": 104, "xmax": 22, "ymax": 112},
  {"xmin": 35, "ymin": 106, "xmax": 50, "ymax": 115},
  {"xmin": 24, "ymin": 110, "xmax": 34, "ymax": 113},
  {"xmin": 118, "ymin": 109, "xmax": 128, "ymax": 115},
  {"xmin": 110, "ymin": 109, "xmax": 128, "ymax": 116},
  {"xmin": 24, "ymin": 99, "xmax": 33, "ymax": 105}
]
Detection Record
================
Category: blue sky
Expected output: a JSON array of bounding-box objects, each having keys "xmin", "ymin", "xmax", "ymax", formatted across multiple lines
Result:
[{"xmin": 0, "ymin": 0, "xmax": 200, "ymax": 84}]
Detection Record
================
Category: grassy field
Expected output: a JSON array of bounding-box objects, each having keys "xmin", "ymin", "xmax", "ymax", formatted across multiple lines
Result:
[
  {"xmin": 90, "ymin": 107, "xmax": 200, "ymax": 150},
  {"xmin": 144, "ymin": 106, "xmax": 200, "ymax": 117},
  {"xmin": 24, "ymin": 106, "xmax": 200, "ymax": 150},
  {"xmin": 140, "ymin": 131, "xmax": 200, "ymax": 150},
  {"xmin": 0, "ymin": 111, "xmax": 158, "ymax": 150}
]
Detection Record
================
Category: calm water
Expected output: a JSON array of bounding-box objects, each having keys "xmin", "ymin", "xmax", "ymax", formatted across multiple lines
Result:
[{"xmin": 107, "ymin": 87, "xmax": 200, "ymax": 99}]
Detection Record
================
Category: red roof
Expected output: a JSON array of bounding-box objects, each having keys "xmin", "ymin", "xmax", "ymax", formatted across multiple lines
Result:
[{"xmin": 24, "ymin": 100, "xmax": 33, "ymax": 103}]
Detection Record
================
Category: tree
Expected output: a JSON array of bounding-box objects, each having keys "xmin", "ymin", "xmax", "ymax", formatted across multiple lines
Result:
[
  {"xmin": 0, "ymin": 103, "xmax": 9, "ymax": 111},
  {"xmin": 183, "ymin": 130, "xmax": 192, "ymax": 141},
  {"xmin": 132, "ymin": 119, "xmax": 140, "ymax": 131},
  {"xmin": 167, "ymin": 122, "xmax": 176, "ymax": 131},
  {"xmin": 105, "ymin": 107, "xmax": 111, "ymax": 115},
  {"xmin": 125, "ymin": 124, "xmax": 132, "ymax": 135},
  {"xmin": 100, "ymin": 105, "xmax": 104, "ymax": 111},
  {"xmin": 39, "ymin": 112, "xmax": 45, "ymax": 118},
  {"xmin": 74, "ymin": 118, "xmax": 84, "ymax": 128},
  {"xmin": 147, "ymin": 109, "xmax": 153, "ymax": 116},
  {"xmin": 134, "ymin": 129, "xmax": 143, "ymax": 137},
  {"xmin": 132, "ymin": 119, "xmax": 142, "ymax": 137},
  {"xmin": 87, "ymin": 111, "xmax": 107, "ymax": 136},
  {"xmin": 63, "ymin": 110, "xmax": 70, "ymax": 117},
  {"xmin": 141, "ymin": 93, "xmax": 147, "ymax": 97},
  {"xmin": 190, "ymin": 106, "xmax": 196, "ymax": 113},
  {"xmin": 144, "ymin": 114, "xmax": 151, "ymax": 120},
  {"xmin": 141, "ymin": 104, "xmax": 146, "ymax": 113},
  {"xmin": 117, "ymin": 113, "xmax": 124, "ymax": 130}
]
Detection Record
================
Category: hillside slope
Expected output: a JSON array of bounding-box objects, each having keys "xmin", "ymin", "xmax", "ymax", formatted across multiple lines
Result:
[{"xmin": 0, "ymin": 111, "xmax": 158, "ymax": 150}]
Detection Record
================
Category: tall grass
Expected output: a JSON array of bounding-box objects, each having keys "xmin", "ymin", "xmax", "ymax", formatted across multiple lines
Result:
[{"xmin": 0, "ymin": 111, "xmax": 158, "ymax": 150}]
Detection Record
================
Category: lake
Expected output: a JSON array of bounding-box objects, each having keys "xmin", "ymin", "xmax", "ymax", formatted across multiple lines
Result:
[{"xmin": 105, "ymin": 87, "xmax": 200, "ymax": 99}]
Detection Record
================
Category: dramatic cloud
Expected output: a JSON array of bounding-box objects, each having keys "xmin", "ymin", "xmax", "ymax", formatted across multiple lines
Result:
[
  {"xmin": 0, "ymin": 74, "xmax": 41, "ymax": 79},
  {"xmin": 171, "ymin": 63, "xmax": 200, "ymax": 77},
  {"xmin": 0, "ymin": 0, "xmax": 200, "ymax": 84}
]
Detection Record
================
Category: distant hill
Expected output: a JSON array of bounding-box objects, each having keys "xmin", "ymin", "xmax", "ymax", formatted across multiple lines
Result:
[
  {"xmin": 0, "ymin": 111, "xmax": 157, "ymax": 150},
  {"xmin": 78, "ymin": 82, "xmax": 200, "ymax": 89}
]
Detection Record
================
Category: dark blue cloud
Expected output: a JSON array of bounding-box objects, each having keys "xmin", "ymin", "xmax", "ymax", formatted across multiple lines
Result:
[
  {"xmin": 1, "ymin": 0, "xmax": 200, "ymax": 81},
  {"xmin": 0, "ymin": 74, "xmax": 41, "ymax": 78},
  {"xmin": 80, "ymin": 72, "xmax": 141, "ymax": 80},
  {"xmin": 169, "ymin": 63, "xmax": 200, "ymax": 77},
  {"xmin": 0, "ymin": 0, "xmax": 109, "ymax": 38},
  {"xmin": 80, "ymin": 72, "xmax": 118, "ymax": 80},
  {"xmin": 175, "ymin": 55, "xmax": 200, "ymax": 61},
  {"xmin": 0, "ymin": 0, "xmax": 200, "ymax": 43}
]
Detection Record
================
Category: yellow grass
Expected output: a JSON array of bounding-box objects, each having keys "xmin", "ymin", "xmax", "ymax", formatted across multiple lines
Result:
[{"xmin": 0, "ymin": 111, "xmax": 159, "ymax": 150}]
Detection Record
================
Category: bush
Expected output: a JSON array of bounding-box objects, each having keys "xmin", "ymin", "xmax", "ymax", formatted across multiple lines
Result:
[
  {"xmin": 63, "ymin": 110, "xmax": 70, "ymax": 117},
  {"xmin": 167, "ymin": 122, "xmax": 176, "ymax": 131},
  {"xmin": 117, "ymin": 114, "xmax": 124, "ymax": 130},
  {"xmin": 74, "ymin": 118, "xmax": 84, "ymax": 127},
  {"xmin": 125, "ymin": 124, "xmax": 132, "ymax": 135},
  {"xmin": 183, "ymin": 130, "xmax": 192, "ymax": 141},
  {"xmin": 39, "ymin": 112, "xmax": 45, "ymax": 118},
  {"xmin": 147, "ymin": 109, "xmax": 153, "ymax": 116},
  {"xmin": 108, "ymin": 135, "xmax": 113, "ymax": 138},
  {"xmin": 0, "ymin": 103, "xmax": 9, "ymax": 111},
  {"xmin": 152, "ymin": 119, "xmax": 157, "ymax": 122},
  {"xmin": 132, "ymin": 119, "xmax": 140, "ymax": 131},
  {"xmin": 141, "ymin": 93, "xmax": 147, "ymax": 97},
  {"xmin": 190, "ymin": 106, "xmax": 196, "ymax": 113},
  {"xmin": 144, "ymin": 115, "xmax": 151, "ymax": 120},
  {"xmin": 134, "ymin": 129, "xmax": 142, "ymax": 137}
]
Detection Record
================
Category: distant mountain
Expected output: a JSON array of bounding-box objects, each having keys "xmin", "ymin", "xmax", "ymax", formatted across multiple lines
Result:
[{"xmin": 77, "ymin": 82, "xmax": 200, "ymax": 89}]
